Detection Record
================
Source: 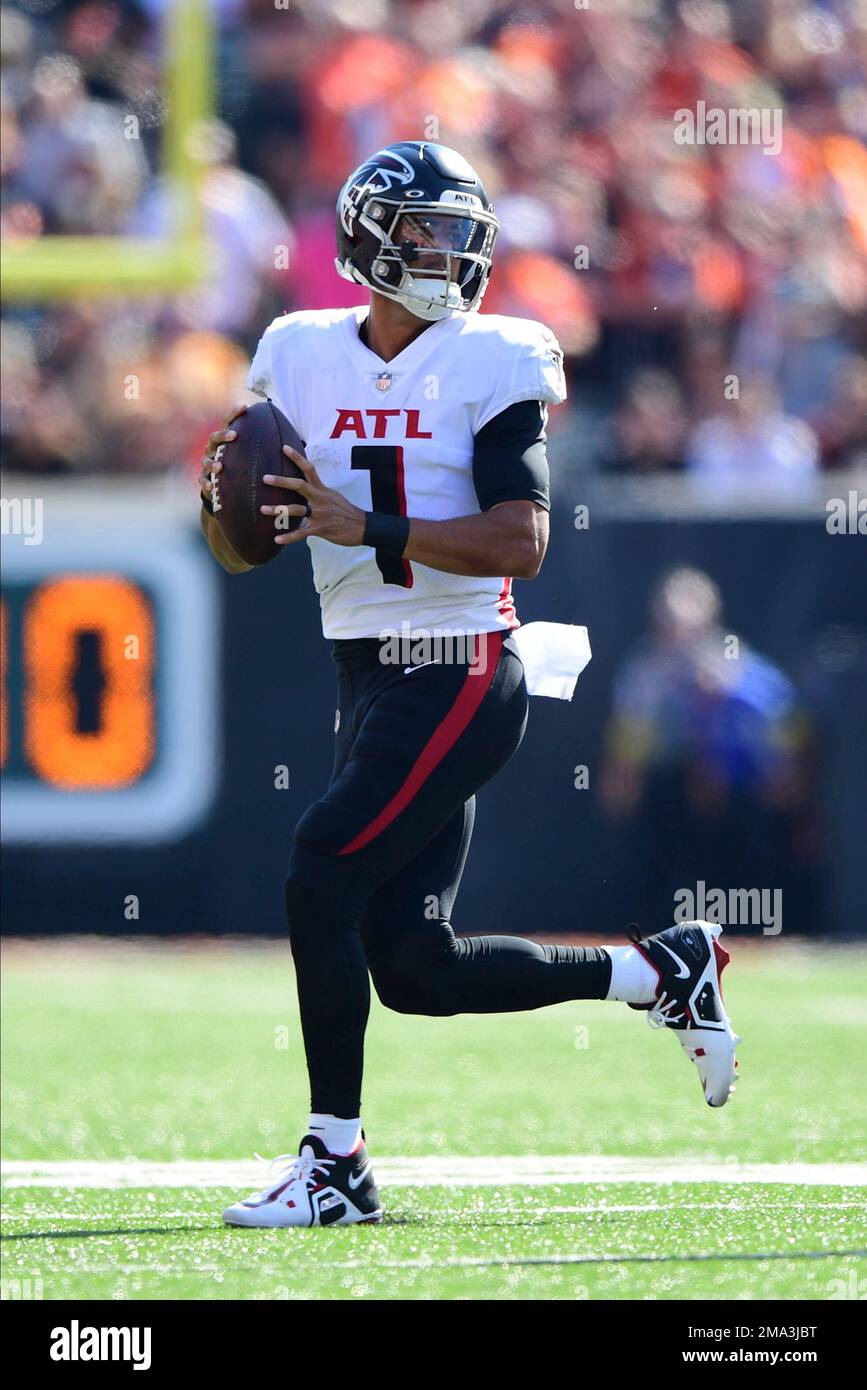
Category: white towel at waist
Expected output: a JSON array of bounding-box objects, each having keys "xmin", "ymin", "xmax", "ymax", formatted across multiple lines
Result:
[{"xmin": 511, "ymin": 621, "xmax": 592, "ymax": 700}]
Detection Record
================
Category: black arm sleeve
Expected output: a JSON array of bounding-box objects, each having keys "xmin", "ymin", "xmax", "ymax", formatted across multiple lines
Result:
[{"xmin": 472, "ymin": 399, "xmax": 550, "ymax": 513}]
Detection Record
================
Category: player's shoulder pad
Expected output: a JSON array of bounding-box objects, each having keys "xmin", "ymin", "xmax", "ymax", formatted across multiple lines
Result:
[
  {"xmin": 247, "ymin": 308, "xmax": 356, "ymax": 397},
  {"xmin": 459, "ymin": 313, "xmax": 567, "ymax": 431}
]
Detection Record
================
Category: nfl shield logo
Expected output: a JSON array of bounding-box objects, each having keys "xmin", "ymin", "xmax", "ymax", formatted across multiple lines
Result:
[{"xmin": 375, "ymin": 372, "xmax": 393, "ymax": 392}]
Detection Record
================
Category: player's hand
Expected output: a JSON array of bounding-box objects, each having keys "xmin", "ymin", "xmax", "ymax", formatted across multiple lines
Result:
[
  {"xmin": 261, "ymin": 447, "xmax": 367, "ymax": 548},
  {"xmin": 198, "ymin": 402, "xmax": 248, "ymax": 499}
]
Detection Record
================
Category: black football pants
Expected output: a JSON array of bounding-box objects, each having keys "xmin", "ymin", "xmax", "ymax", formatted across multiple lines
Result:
[{"xmin": 285, "ymin": 630, "xmax": 611, "ymax": 1116}]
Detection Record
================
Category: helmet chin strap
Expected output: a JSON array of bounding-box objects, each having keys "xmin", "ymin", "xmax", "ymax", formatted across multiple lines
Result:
[{"xmin": 398, "ymin": 274, "xmax": 463, "ymax": 321}]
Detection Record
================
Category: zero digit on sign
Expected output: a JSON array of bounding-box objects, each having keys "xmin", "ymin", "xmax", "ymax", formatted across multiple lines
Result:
[{"xmin": 23, "ymin": 575, "xmax": 156, "ymax": 789}]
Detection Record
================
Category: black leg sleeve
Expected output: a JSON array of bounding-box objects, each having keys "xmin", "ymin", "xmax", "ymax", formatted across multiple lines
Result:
[
  {"xmin": 369, "ymin": 924, "xmax": 611, "ymax": 1017},
  {"xmin": 285, "ymin": 875, "xmax": 370, "ymax": 1118}
]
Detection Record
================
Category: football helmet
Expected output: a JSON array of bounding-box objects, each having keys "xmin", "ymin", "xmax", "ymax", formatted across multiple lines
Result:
[{"xmin": 335, "ymin": 141, "xmax": 499, "ymax": 322}]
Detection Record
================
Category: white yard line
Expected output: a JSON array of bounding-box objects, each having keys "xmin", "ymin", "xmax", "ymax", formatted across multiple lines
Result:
[{"xmin": 2, "ymin": 1156, "xmax": 865, "ymax": 1190}]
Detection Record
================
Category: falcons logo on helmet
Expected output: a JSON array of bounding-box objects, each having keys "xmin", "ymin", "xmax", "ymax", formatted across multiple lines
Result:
[{"xmin": 339, "ymin": 150, "xmax": 416, "ymax": 237}]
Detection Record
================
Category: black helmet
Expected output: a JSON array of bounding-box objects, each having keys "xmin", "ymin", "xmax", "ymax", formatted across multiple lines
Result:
[{"xmin": 335, "ymin": 141, "xmax": 499, "ymax": 321}]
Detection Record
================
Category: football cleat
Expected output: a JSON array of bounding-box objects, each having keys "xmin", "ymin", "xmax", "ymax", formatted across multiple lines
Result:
[
  {"xmin": 223, "ymin": 1132, "xmax": 383, "ymax": 1228},
  {"xmin": 628, "ymin": 921, "xmax": 741, "ymax": 1107}
]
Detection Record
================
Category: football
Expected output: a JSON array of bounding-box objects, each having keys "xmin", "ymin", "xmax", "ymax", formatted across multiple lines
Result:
[{"xmin": 211, "ymin": 400, "xmax": 307, "ymax": 566}]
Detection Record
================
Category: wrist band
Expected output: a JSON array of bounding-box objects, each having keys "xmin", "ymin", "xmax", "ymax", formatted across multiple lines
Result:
[
  {"xmin": 200, "ymin": 490, "xmax": 215, "ymax": 517},
  {"xmin": 363, "ymin": 512, "xmax": 410, "ymax": 556}
]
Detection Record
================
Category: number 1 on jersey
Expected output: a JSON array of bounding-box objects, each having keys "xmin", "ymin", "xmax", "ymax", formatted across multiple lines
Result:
[{"xmin": 351, "ymin": 445, "xmax": 413, "ymax": 588}]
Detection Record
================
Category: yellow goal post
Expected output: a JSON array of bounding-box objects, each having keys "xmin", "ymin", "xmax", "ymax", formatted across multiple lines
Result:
[{"xmin": 1, "ymin": 0, "xmax": 213, "ymax": 300}]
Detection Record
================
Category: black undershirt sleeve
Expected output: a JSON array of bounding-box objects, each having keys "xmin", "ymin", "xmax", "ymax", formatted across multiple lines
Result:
[{"xmin": 472, "ymin": 399, "xmax": 551, "ymax": 513}]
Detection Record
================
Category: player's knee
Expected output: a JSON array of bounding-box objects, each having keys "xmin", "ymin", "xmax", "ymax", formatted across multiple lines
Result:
[
  {"xmin": 369, "ymin": 937, "xmax": 459, "ymax": 1017},
  {"xmin": 285, "ymin": 842, "xmax": 375, "ymax": 943},
  {"xmin": 372, "ymin": 970, "xmax": 457, "ymax": 1017},
  {"xmin": 291, "ymin": 800, "xmax": 343, "ymax": 863},
  {"xmin": 285, "ymin": 871, "xmax": 358, "ymax": 944}
]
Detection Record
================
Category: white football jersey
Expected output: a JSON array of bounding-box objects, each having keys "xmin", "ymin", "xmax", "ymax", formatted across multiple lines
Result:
[{"xmin": 246, "ymin": 305, "xmax": 566, "ymax": 639}]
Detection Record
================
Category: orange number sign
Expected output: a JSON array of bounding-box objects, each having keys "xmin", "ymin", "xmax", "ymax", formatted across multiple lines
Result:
[{"xmin": 22, "ymin": 576, "xmax": 155, "ymax": 788}]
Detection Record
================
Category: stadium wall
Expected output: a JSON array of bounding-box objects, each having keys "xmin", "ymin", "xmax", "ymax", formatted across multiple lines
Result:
[{"xmin": 2, "ymin": 485, "xmax": 864, "ymax": 937}]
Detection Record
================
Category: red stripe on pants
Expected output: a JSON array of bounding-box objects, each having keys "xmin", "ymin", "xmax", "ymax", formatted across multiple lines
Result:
[{"xmin": 338, "ymin": 631, "xmax": 504, "ymax": 855}]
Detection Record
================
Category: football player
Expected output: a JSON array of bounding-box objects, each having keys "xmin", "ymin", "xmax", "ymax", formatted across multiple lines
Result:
[{"xmin": 199, "ymin": 142, "xmax": 740, "ymax": 1229}]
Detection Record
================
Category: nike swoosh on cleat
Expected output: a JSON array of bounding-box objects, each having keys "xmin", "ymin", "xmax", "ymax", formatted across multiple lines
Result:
[
  {"xmin": 657, "ymin": 941, "xmax": 691, "ymax": 979},
  {"xmin": 348, "ymin": 1162, "xmax": 373, "ymax": 1190}
]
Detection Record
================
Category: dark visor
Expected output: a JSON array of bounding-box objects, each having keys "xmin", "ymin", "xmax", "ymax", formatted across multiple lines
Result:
[{"xmin": 398, "ymin": 212, "xmax": 478, "ymax": 254}]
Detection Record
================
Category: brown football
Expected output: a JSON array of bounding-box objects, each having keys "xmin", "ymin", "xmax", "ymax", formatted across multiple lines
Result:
[{"xmin": 210, "ymin": 400, "xmax": 307, "ymax": 566}]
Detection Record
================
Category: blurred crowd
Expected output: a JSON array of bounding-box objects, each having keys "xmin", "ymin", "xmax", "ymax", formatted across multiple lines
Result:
[{"xmin": 2, "ymin": 0, "xmax": 866, "ymax": 479}]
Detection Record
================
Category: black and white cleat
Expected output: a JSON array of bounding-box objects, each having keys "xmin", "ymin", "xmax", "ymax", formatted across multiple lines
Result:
[
  {"xmin": 628, "ymin": 920, "xmax": 741, "ymax": 1107},
  {"xmin": 223, "ymin": 1132, "xmax": 383, "ymax": 1228}
]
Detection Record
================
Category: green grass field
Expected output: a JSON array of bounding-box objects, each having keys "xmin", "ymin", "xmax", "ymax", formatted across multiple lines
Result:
[{"xmin": 2, "ymin": 938, "xmax": 866, "ymax": 1301}]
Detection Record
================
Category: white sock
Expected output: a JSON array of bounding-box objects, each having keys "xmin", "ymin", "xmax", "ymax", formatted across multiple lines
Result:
[
  {"xmin": 307, "ymin": 1113, "xmax": 362, "ymax": 1156},
  {"xmin": 604, "ymin": 946, "xmax": 659, "ymax": 1004}
]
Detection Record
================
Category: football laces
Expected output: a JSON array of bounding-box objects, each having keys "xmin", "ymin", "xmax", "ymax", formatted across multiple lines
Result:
[{"xmin": 209, "ymin": 442, "xmax": 224, "ymax": 514}]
